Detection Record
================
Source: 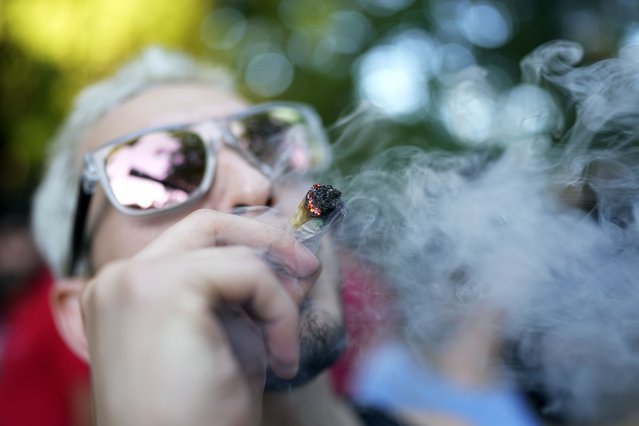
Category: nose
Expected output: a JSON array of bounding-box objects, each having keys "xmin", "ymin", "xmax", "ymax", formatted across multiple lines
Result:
[{"xmin": 204, "ymin": 146, "xmax": 274, "ymax": 212}]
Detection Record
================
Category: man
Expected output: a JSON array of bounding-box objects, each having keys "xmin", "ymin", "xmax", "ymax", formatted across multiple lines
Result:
[{"xmin": 32, "ymin": 48, "xmax": 400, "ymax": 426}]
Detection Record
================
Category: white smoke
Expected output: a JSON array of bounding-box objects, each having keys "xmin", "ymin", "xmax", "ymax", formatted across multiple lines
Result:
[{"xmin": 331, "ymin": 40, "xmax": 639, "ymax": 424}]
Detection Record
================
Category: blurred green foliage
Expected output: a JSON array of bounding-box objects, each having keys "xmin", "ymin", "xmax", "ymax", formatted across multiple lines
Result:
[{"xmin": 1, "ymin": 0, "xmax": 638, "ymax": 206}]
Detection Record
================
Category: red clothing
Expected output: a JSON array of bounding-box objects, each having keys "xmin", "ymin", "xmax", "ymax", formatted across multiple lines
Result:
[
  {"xmin": 330, "ymin": 258, "xmax": 396, "ymax": 396},
  {"xmin": 0, "ymin": 268, "xmax": 89, "ymax": 426}
]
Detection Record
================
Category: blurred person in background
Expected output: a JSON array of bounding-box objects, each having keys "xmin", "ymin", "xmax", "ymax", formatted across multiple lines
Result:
[
  {"xmin": 351, "ymin": 308, "xmax": 541, "ymax": 426},
  {"xmin": 0, "ymin": 196, "xmax": 90, "ymax": 426}
]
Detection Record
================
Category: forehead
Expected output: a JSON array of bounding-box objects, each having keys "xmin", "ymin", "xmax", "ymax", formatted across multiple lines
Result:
[{"xmin": 81, "ymin": 83, "xmax": 248, "ymax": 155}]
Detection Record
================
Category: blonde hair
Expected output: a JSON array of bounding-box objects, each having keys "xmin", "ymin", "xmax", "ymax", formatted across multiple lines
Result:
[{"xmin": 32, "ymin": 47, "xmax": 234, "ymax": 277}]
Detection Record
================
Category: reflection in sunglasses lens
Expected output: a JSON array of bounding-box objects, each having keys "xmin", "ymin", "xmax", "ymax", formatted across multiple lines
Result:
[
  {"xmin": 231, "ymin": 107, "xmax": 314, "ymax": 174},
  {"xmin": 105, "ymin": 130, "xmax": 206, "ymax": 211}
]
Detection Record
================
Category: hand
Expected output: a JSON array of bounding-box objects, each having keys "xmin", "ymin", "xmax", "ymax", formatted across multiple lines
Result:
[{"xmin": 80, "ymin": 209, "xmax": 321, "ymax": 426}]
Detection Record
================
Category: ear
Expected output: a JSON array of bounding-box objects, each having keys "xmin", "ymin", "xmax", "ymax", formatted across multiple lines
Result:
[{"xmin": 50, "ymin": 278, "xmax": 90, "ymax": 362}]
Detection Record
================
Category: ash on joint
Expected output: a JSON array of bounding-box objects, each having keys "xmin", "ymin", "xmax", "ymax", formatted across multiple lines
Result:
[{"xmin": 307, "ymin": 184, "xmax": 343, "ymax": 218}]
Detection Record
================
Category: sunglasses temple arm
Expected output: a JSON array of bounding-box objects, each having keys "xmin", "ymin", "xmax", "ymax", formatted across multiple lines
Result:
[{"xmin": 66, "ymin": 178, "xmax": 94, "ymax": 276}]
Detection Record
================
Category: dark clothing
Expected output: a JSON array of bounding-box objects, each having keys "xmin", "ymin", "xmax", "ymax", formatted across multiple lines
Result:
[{"xmin": 355, "ymin": 405, "xmax": 407, "ymax": 426}]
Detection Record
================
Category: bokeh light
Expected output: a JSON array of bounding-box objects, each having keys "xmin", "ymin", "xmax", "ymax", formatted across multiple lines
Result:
[
  {"xmin": 495, "ymin": 84, "xmax": 561, "ymax": 144},
  {"xmin": 245, "ymin": 51, "xmax": 294, "ymax": 97},
  {"xmin": 458, "ymin": 1, "xmax": 513, "ymax": 48},
  {"xmin": 355, "ymin": 29, "xmax": 439, "ymax": 121},
  {"xmin": 439, "ymin": 67, "xmax": 497, "ymax": 144},
  {"xmin": 325, "ymin": 11, "xmax": 372, "ymax": 55},
  {"xmin": 438, "ymin": 42, "xmax": 476, "ymax": 72}
]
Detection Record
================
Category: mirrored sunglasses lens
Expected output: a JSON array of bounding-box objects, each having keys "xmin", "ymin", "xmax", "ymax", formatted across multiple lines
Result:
[
  {"xmin": 229, "ymin": 106, "xmax": 327, "ymax": 173},
  {"xmin": 104, "ymin": 130, "xmax": 207, "ymax": 211}
]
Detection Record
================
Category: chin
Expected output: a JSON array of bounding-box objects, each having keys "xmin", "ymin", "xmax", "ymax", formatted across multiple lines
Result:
[{"xmin": 264, "ymin": 301, "xmax": 346, "ymax": 392}]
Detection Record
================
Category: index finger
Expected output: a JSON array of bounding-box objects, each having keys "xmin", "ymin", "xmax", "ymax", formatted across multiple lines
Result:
[{"xmin": 136, "ymin": 209, "xmax": 320, "ymax": 279}]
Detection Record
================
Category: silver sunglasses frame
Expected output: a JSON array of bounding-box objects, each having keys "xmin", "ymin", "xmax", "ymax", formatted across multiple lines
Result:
[{"xmin": 80, "ymin": 101, "xmax": 330, "ymax": 217}]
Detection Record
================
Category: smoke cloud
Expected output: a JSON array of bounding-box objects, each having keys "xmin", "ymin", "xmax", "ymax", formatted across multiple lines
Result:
[{"xmin": 331, "ymin": 40, "xmax": 639, "ymax": 424}]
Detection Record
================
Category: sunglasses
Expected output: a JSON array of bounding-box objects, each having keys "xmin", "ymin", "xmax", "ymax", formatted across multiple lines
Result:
[{"xmin": 68, "ymin": 101, "xmax": 331, "ymax": 275}]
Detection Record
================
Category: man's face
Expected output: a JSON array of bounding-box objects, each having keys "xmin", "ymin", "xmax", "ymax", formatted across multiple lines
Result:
[{"xmin": 77, "ymin": 83, "xmax": 345, "ymax": 389}]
